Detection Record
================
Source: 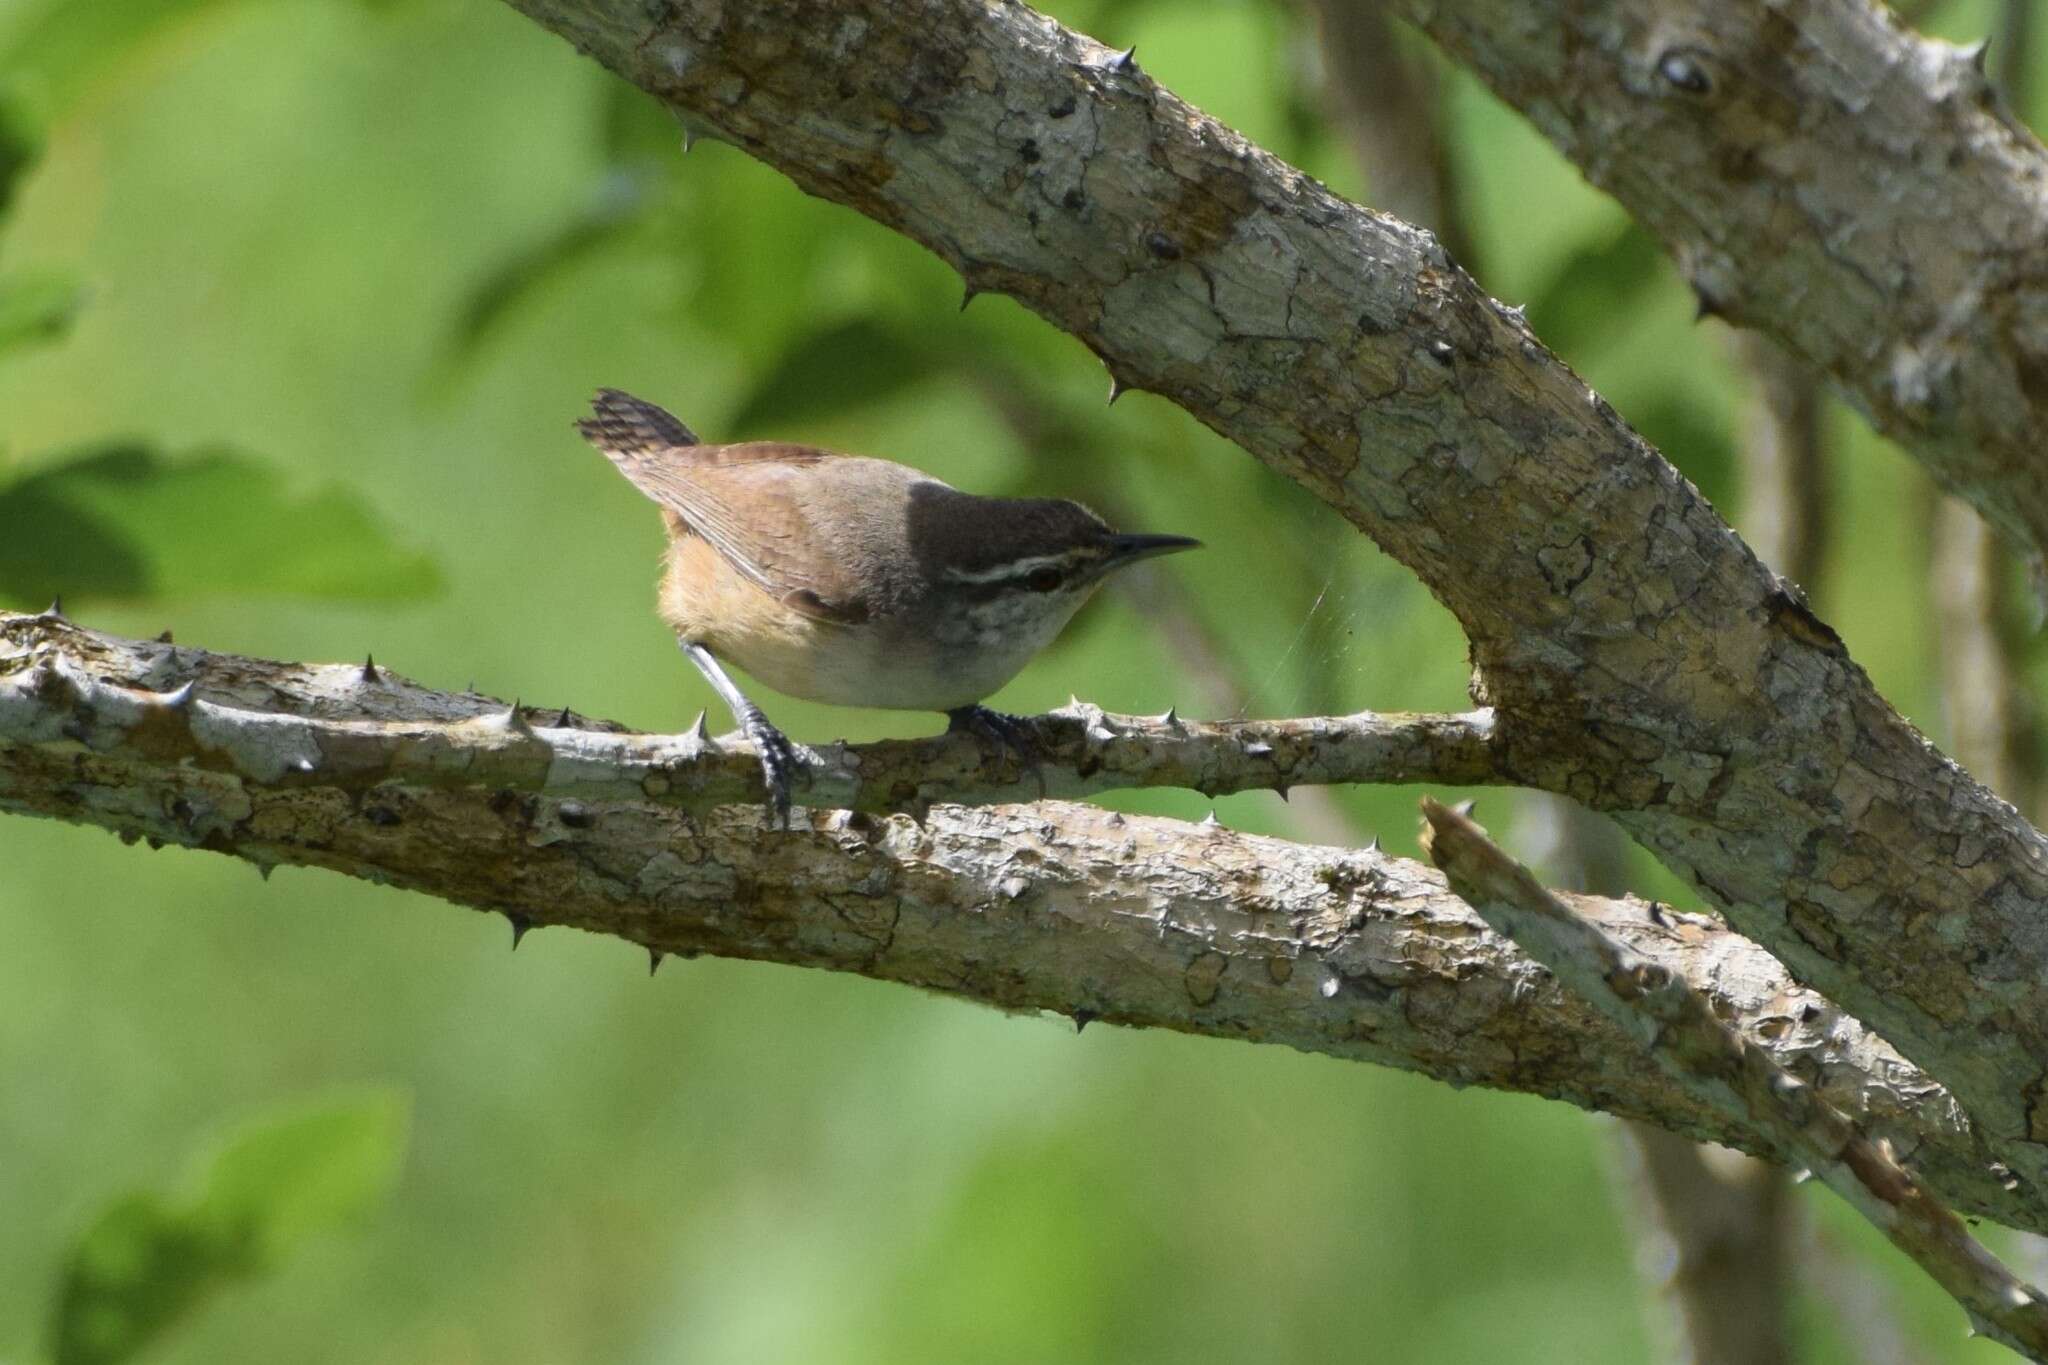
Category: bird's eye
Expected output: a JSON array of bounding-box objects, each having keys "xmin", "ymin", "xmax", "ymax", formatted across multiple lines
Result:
[{"xmin": 1026, "ymin": 567, "xmax": 1063, "ymax": 592}]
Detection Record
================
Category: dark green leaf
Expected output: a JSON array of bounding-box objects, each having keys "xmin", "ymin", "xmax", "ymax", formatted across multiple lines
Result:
[
  {"xmin": 0, "ymin": 444, "xmax": 444, "ymax": 607},
  {"xmin": 0, "ymin": 267, "xmax": 87, "ymax": 357},
  {"xmin": 48, "ymin": 1089, "xmax": 410, "ymax": 1365},
  {"xmin": 724, "ymin": 317, "xmax": 945, "ymax": 437},
  {"xmin": 1630, "ymin": 389, "xmax": 1736, "ymax": 513},
  {"xmin": 0, "ymin": 84, "xmax": 43, "ymax": 219},
  {"xmin": 1524, "ymin": 222, "xmax": 1669, "ymax": 360}
]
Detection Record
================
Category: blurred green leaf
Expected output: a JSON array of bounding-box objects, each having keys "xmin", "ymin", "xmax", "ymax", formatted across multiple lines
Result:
[
  {"xmin": 447, "ymin": 170, "xmax": 651, "ymax": 357},
  {"xmin": 1524, "ymin": 221, "xmax": 1669, "ymax": 360},
  {"xmin": 0, "ymin": 444, "xmax": 444, "ymax": 607},
  {"xmin": 601, "ymin": 76, "xmax": 683, "ymax": 166},
  {"xmin": 1, "ymin": 0, "xmax": 238, "ymax": 112},
  {"xmin": 0, "ymin": 266, "xmax": 86, "ymax": 357},
  {"xmin": 1630, "ymin": 388, "xmax": 1736, "ymax": 513},
  {"xmin": 0, "ymin": 84, "xmax": 43, "ymax": 219},
  {"xmin": 725, "ymin": 316, "xmax": 945, "ymax": 437},
  {"xmin": 47, "ymin": 1089, "xmax": 410, "ymax": 1365}
]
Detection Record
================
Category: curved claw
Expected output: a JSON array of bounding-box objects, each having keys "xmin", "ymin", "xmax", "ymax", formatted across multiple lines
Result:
[{"xmin": 743, "ymin": 709, "xmax": 803, "ymax": 828}]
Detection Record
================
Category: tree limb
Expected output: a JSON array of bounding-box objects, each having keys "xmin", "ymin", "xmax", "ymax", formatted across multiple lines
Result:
[
  {"xmin": 1, "ymin": 613, "xmax": 2034, "ymax": 1233},
  {"xmin": 0, "ymin": 615, "xmax": 1495, "ymax": 813},
  {"xmin": 1396, "ymin": 0, "xmax": 2048, "ymax": 578},
  {"xmin": 496, "ymin": 0, "xmax": 2048, "ymax": 1206},
  {"xmin": 1421, "ymin": 797, "xmax": 2048, "ymax": 1360}
]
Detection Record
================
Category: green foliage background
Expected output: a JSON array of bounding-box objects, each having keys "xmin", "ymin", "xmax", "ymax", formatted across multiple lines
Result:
[{"xmin": 0, "ymin": 0, "xmax": 2036, "ymax": 1359}]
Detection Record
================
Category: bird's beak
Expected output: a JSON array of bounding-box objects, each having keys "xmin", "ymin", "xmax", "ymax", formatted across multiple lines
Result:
[{"xmin": 1107, "ymin": 533, "xmax": 1202, "ymax": 566}]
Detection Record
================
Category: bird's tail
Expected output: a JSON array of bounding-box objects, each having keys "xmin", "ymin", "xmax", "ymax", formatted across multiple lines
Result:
[{"xmin": 575, "ymin": 389, "xmax": 700, "ymax": 454}]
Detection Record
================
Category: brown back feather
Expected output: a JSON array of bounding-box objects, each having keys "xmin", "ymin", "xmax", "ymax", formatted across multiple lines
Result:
[{"xmin": 577, "ymin": 391, "xmax": 868, "ymax": 624}]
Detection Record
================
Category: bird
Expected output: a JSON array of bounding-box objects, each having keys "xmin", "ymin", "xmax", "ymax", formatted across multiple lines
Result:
[{"xmin": 574, "ymin": 388, "xmax": 1200, "ymax": 823}]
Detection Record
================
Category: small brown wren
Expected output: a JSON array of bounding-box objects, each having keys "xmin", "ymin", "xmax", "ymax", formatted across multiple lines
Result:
[{"xmin": 576, "ymin": 389, "xmax": 1200, "ymax": 822}]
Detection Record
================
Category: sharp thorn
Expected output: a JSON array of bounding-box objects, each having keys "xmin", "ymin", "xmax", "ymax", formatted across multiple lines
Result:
[
  {"xmin": 960, "ymin": 285, "xmax": 980, "ymax": 312},
  {"xmin": 1365, "ymin": 834, "xmax": 1381, "ymax": 853},
  {"xmin": 690, "ymin": 710, "xmax": 711, "ymax": 743},
  {"xmin": 158, "ymin": 680, "xmax": 196, "ymax": 710},
  {"xmin": 1274, "ymin": 785, "xmax": 1290, "ymax": 802},
  {"xmin": 42, "ymin": 596, "xmax": 65, "ymax": 621},
  {"xmin": 1963, "ymin": 37, "xmax": 1990, "ymax": 73},
  {"xmin": 361, "ymin": 654, "xmax": 380, "ymax": 684},
  {"xmin": 648, "ymin": 948, "xmax": 665, "ymax": 976},
  {"xmin": 671, "ymin": 106, "xmax": 703, "ymax": 153},
  {"xmin": 291, "ymin": 756, "xmax": 318, "ymax": 775},
  {"xmin": 1072, "ymin": 1007, "xmax": 1098, "ymax": 1034},
  {"xmin": 155, "ymin": 629, "xmax": 174, "ymax": 644},
  {"xmin": 1107, "ymin": 375, "xmax": 1127, "ymax": 405},
  {"xmin": 1156, "ymin": 706, "xmax": 1179, "ymax": 728},
  {"xmin": 1243, "ymin": 740, "xmax": 1273, "ymax": 757},
  {"xmin": 1450, "ymin": 798, "xmax": 1478, "ymax": 818},
  {"xmin": 502, "ymin": 699, "xmax": 534, "ymax": 735},
  {"xmin": 508, "ymin": 913, "xmax": 533, "ymax": 950},
  {"xmin": 1199, "ymin": 809, "xmax": 1221, "ymax": 827},
  {"xmin": 1110, "ymin": 45, "xmax": 1137, "ymax": 72},
  {"xmin": 556, "ymin": 704, "xmax": 574, "ymax": 728},
  {"xmin": 255, "ymin": 860, "xmax": 275, "ymax": 881}
]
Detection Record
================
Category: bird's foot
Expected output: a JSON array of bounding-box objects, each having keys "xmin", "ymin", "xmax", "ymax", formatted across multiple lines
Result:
[
  {"xmin": 947, "ymin": 705, "xmax": 1046, "ymax": 795},
  {"xmin": 740, "ymin": 705, "xmax": 804, "ymax": 828}
]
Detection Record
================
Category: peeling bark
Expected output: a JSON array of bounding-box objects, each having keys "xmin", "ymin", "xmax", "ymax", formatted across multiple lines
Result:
[
  {"xmin": 492, "ymin": 0, "xmax": 2048, "ymax": 1205},
  {"xmin": 0, "ymin": 612, "xmax": 2030, "ymax": 1233}
]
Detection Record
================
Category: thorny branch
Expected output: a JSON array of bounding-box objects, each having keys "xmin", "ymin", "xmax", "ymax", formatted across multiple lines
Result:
[
  {"xmin": 0, "ymin": 611, "xmax": 2033, "ymax": 1235},
  {"xmin": 495, "ymin": 0, "xmax": 2048, "ymax": 1208},
  {"xmin": 0, "ymin": 615, "xmax": 1495, "ymax": 814},
  {"xmin": 1422, "ymin": 798, "xmax": 2048, "ymax": 1360}
]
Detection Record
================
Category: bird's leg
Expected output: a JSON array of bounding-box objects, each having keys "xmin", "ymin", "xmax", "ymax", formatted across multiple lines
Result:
[
  {"xmin": 946, "ymin": 704, "xmax": 1046, "ymax": 796},
  {"xmin": 683, "ymin": 642, "xmax": 802, "ymax": 828}
]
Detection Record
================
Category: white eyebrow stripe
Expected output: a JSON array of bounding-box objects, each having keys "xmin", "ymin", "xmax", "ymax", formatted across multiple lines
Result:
[{"xmin": 940, "ymin": 551, "xmax": 1096, "ymax": 585}]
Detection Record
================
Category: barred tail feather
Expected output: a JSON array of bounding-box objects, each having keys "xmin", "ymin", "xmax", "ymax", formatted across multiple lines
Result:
[{"xmin": 576, "ymin": 388, "xmax": 700, "ymax": 454}]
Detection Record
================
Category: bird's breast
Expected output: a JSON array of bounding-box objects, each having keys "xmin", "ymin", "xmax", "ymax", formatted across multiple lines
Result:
[{"xmin": 659, "ymin": 535, "xmax": 1088, "ymax": 711}]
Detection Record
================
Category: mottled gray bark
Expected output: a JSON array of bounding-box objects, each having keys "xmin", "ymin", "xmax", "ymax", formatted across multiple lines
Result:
[
  {"xmin": 1397, "ymin": 0, "xmax": 2048, "ymax": 577},
  {"xmin": 0, "ymin": 611, "xmax": 2029, "ymax": 1234},
  {"xmin": 1422, "ymin": 798, "xmax": 2048, "ymax": 1360},
  {"xmin": 492, "ymin": 0, "xmax": 2048, "ymax": 1206}
]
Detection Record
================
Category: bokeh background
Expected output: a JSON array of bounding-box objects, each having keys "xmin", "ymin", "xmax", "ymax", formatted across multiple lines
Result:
[{"xmin": 0, "ymin": 0, "xmax": 2040, "ymax": 1360}]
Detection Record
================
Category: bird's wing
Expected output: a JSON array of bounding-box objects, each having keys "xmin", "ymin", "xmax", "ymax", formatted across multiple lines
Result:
[{"xmin": 577, "ymin": 393, "xmax": 872, "ymax": 625}]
